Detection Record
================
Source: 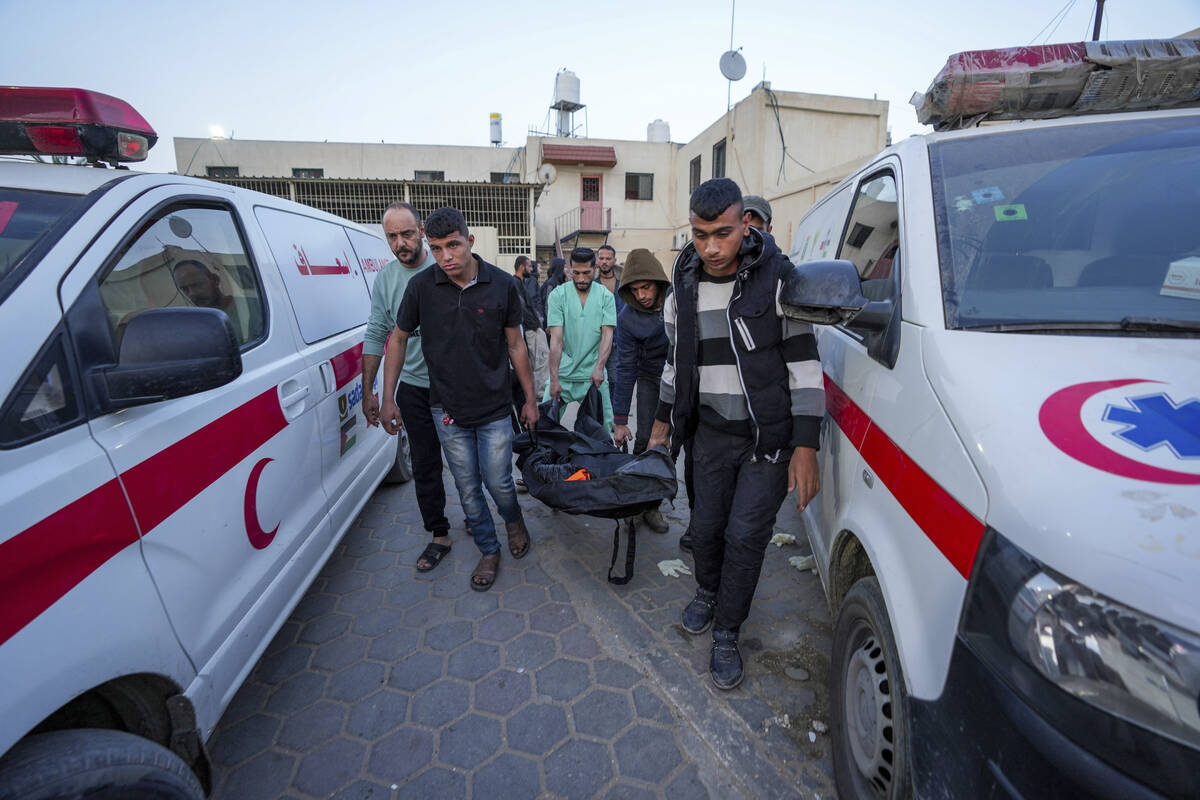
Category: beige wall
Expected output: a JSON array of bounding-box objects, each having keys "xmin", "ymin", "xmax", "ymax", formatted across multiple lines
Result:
[{"xmin": 175, "ymin": 138, "xmax": 525, "ymax": 182}]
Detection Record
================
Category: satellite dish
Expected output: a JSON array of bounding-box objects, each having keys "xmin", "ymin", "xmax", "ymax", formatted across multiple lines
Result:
[
  {"xmin": 538, "ymin": 163, "xmax": 558, "ymax": 185},
  {"xmin": 719, "ymin": 50, "xmax": 746, "ymax": 81}
]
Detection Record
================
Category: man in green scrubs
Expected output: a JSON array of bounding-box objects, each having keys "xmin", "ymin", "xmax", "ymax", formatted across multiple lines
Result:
[{"xmin": 545, "ymin": 247, "xmax": 617, "ymax": 432}]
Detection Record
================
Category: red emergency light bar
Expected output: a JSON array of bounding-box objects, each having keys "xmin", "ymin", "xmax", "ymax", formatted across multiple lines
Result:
[
  {"xmin": 915, "ymin": 39, "xmax": 1200, "ymax": 131},
  {"xmin": 0, "ymin": 87, "xmax": 157, "ymax": 162}
]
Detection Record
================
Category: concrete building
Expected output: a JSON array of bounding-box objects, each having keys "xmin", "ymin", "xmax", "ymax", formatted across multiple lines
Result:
[{"xmin": 175, "ymin": 83, "xmax": 888, "ymax": 272}]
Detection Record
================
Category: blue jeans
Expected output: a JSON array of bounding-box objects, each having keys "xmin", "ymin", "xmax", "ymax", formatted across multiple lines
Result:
[{"xmin": 431, "ymin": 410, "xmax": 522, "ymax": 556}]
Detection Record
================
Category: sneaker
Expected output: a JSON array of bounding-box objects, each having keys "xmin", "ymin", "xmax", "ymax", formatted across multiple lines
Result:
[
  {"xmin": 679, "ymin": 528, "xmax": 693, "ymax": 552},
  {"xmin": 710, "ymin": 628, "xmax": 744, "ymax": 690},
  {"xmin": 681, "ymin": 588, "xmax": 716, "ymax": 635},
  {"xmin": 642, "ymin": 508, "xmax": 668, "ymax": 533}
]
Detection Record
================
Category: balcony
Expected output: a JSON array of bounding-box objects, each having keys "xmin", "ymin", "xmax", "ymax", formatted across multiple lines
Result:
[{"xmin": 554, "ymin": 205, "xmax": 611, "ymax": 251}]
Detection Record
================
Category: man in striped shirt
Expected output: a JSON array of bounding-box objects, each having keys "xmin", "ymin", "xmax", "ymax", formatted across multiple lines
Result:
[{"xmin": 647, "ymin": 178, "xmax": 823, "ymax": 690}]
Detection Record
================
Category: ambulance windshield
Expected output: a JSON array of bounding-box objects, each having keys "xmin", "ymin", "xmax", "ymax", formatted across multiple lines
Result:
[
  {"xmin": 930, "ymin": 116, "xmax": 1200, "ymax": 333},
  {"xmin": 0, "ymin": 188, "xmax": 84, "ymax": 300}
]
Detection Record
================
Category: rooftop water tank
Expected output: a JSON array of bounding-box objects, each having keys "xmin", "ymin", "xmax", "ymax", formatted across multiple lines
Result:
[
  {"xmin": 647, "ymin": 119, "xmax": 670, "ymax": 142},
  {"xmin": 489, "ymin": 113, "xmax": 502, "ymax": 145},
  {"xmin": 553, "ymin": 70, "xmax": 581, "ymax": 109}
]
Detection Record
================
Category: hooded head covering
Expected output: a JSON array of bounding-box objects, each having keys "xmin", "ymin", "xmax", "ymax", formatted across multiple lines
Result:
[
  {"xmin": 617, "ymin": 249, "xmax": 670, "ymax": 312},
  {"xmin": 547, "ymin": 257, "xmax": 566, "ymax": 287}
]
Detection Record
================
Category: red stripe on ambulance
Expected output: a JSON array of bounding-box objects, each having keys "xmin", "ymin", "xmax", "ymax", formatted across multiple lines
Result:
[{"xmin": 824, "ymin": 375, "xmax": 985, "ymax": 578}]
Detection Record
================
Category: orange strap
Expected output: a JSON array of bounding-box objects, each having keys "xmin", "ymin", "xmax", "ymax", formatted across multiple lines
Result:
[{"xmin": 565, "ymin": 468, "xmax": 592, "ymax": 481}]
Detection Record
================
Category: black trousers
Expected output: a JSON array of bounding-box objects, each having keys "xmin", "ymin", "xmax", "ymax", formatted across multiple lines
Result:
[
  {"xmin": 630, "ymin": 375, "xmax": 661, "ymax": 455},
  {"xmin": 396, "ymin": 381, "xmax": 449, "ymax": 537},
  {"xmin": 690, "ymin": 424, "xmax": 789, "ymax": 633}
]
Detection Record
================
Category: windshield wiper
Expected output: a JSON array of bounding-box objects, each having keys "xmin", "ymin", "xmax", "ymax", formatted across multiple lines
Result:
[
  {"xmin": 960, "ymin": 317, "xmax": 1200, "ymax": 333},
  {"xmin": 1118, "ymin": 316, "xmax": 1200, "ymax": 332}
]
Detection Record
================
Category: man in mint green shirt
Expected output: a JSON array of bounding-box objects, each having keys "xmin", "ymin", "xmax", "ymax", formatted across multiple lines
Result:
[
  {"xmin": 546, "ymin": 246, "xmax": 617, "ymax": 431},
  {"xmin": 362, "ymin": 202, "xmax": 451, "ymax": 572}
]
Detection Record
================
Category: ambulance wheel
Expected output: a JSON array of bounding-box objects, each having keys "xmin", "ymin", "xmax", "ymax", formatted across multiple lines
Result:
[
  {"xmin": 384, "ymin": 428, "xmax": 413, "ymax": 484},
  {"xmin": 831, "ymin": 576, "xmax": 912, "ymax": 800},
  {"xmin": 0, "ymin": 729, "xmax": 204, "ymax": 800}
]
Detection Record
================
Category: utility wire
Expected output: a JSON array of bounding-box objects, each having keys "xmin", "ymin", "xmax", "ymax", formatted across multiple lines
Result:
[
  {"xmin": 1030, "ymin": 0, "xmax": 1075, "ymax": 45},
  {"xmin": 1041, "ymin": 0, "xmax": 1076, "ymax": 43}
]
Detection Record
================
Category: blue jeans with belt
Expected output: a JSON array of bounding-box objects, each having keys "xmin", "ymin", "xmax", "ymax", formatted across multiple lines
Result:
[{"xmin": 431, "ymin": 410, "xmax": 522, "ymax": 556}]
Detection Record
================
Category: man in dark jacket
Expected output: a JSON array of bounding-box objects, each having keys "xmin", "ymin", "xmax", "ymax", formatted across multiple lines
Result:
[
  {"xmin": 538, "ymin": 256, "xmax": 566, "ymax": 332},
  {"xmin": 647, "ymin": 179, "xmax": 823, "ymax": 690},
  {"xmin": 514, "ymin": 255, "xmax": 548, "ymax": 390},
  {"xmin": 611, "ymin": 248, "xmax": 671, "ymax": 533}
]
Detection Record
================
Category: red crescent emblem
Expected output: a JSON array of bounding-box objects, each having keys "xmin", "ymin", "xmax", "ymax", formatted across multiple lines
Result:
[
  {"xmin": 1039, "ymin": 379, "xmax": 1200, "ymax": 485},
  {"xmin": 244, "ymin": 458, "xmax": 281, "ymax": 549}
]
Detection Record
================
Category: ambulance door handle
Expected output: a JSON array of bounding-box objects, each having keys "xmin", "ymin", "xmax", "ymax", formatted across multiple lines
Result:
[
  {"xmin": 279, "ymin": 379, "xmax": 310, "ymax": 420},
  {"xmin": 318, "ymin": 362, "xmax": 336, "ymax": 394}
]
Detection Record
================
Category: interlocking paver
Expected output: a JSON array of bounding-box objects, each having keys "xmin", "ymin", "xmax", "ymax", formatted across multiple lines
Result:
[
  {"xmin": 265, "ymin": 671, "xmax": 326, "ymax": 714},
  {"xmin": 472, "ymin": 668, "xmax": 531, "ymax": 716},
  {"xmin": 293, "ymin": 737, "xmax": 367, "ymax": 797},
  {"xmin": 447, "ymin": 640, "xmax": 501, "ymax": 680},
  {"xmin": 410, "ymin": 679, "xmax": 470, "ymax": 727},
  {"xmin": 535, "ymin": 657, "xmax": 591, "ymax": 701},
  {"xmin": 507, "ymin": 702, "xmax": 570, "ymax": 755},
  {"xmin": 219, "ymin": 750, "xmax": 296, "ymax": 800},
  {"xmin": 438, "ymin": 712, "xmax": 502, "ymax": 768},
  {"xmin": 504, "ymin": 631, "xmax": 556, "ymax": 670},
  {"xmin": 545, "ymin": 739, "xmax": 614, "ymax": 797},
  {"xmin": 277, "ymin": 700, "xmax": 346, "ymax": 750},
  {"xmin": 210, "ymin": 462, "xmax": 837, "ymax": 799},
  {"xmin": 346, "ymin": 690, "xmax": 408, "ymax": 740},
  {"xmin": 387, "ymin": 650, "xmax": 444, "ymax": 692},
  {"xmin": 423, "ymin": 618, "xmax": 473, "ymax": 651},
  {"xmin": 572, "ymin": 688, "xmax": 634, "ymax": 739},
  {"xmin": 471, "ymin": 752, "xmax": 541, "ymax": 798},
  {"xmin": 366, "ymin": 727, "xmax": 433, "ymax": 783},
  {"xmin": 328, "ymin": 661, "xmax": 387, "ymax": 702},
  {"xmin": 613, "ymin": 723, "xmax": 683, "ymax": 783}
]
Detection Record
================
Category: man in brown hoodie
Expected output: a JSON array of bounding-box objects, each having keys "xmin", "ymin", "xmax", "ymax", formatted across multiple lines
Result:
[{"xmin": 612, "ymin": 249, "xmax": 673, "ymax": 532}]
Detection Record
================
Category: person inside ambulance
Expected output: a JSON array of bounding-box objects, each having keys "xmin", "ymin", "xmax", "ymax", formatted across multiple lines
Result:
[{"xmin": 171, "ymin": 257, "xmax": 262, "ymax": 344}]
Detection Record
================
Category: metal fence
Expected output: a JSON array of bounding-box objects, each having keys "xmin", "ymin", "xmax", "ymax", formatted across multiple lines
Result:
[{"xmin": 206, "ymin": 177, "xmax": 534, "ymax": 255}]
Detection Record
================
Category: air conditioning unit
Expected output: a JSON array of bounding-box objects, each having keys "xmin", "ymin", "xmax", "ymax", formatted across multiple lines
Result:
[{"xmin": 672, "ymin": 231, "xmax": 690, "ymax": 250}]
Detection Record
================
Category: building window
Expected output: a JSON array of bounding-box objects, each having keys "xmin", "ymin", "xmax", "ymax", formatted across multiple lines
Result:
[
  {"xmin": 414, "ymin": 170, "xmax": 445, "ymax": 181},
  {"xmin": 206, "ymin": 166, "xmax": 239, "ymax": 178},
  {"xmin": 292, "ymin": 167, "xmax": 324, "ymax": 179},
  {"xmin": 624, "ymin": 172, "xmax": 653, "ymax": 200},
  {"xmin": 712, "ymin": 140, "xmax": 726, "ymax": 179},
  {"xmin": 689, "ymin": 156, "xmax": 701, "ymax": 194},
  {"xmin": 490, "ymin": 172, "xmax": 519, "ymax": 184}
]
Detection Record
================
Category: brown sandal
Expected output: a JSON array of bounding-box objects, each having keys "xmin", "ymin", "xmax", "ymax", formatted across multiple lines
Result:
[
  {"xmin": 471, "ymin": 554, "xmax": 501, "ymax": 591},
  {"xmin": 506, "ymin": 519, "xmax": 531, "ymax": 559}
]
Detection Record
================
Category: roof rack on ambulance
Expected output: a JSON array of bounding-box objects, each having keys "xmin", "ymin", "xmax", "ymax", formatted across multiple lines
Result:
[
  {"xmin": 912, "ymin": 38, "xmax": 1200, "ymax": 132},
  {"xmin": 0, "ymin": 86, "xmax": 156, "ymax": 166}
]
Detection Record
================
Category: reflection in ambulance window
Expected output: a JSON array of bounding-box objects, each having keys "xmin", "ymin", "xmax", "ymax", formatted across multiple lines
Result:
[
  {"xmin": 839, "ymin": 173, "xmax": 899, "ymax": 280},
  {"xmin": 101, "ymin": 206, "xmax": 265, "ymax": 348}
]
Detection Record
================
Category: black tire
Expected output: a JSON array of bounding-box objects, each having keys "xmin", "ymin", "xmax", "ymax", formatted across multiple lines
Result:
[
  {"xmin": 0, "ymin": 729, "xmax": 204, "ymax": 800},
  {"xmin": 831, "ymin": 576, "xmax": 912, "ymax": 800},
  {"xmin": 384, "ymin": 428, "xmax": 413, "ymax": 484}
]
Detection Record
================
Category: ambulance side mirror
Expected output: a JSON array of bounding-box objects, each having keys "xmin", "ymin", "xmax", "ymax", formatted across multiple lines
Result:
[
  {"xmin": 99, "ymin": 307, "xmax": 242, "ymax": 409},
  {"xmin": 779, "ymin": 259, "xmax": 892, "ymax": 332}
]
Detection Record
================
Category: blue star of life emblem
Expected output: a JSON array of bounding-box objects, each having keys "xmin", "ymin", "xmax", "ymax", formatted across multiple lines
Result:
[{"xmin": 1102, "ymin": 392, "xmax": 1200, "ymax": 459}]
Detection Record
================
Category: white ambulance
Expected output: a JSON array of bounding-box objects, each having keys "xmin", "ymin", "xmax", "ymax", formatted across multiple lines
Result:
[
  {"xmin": 781, "ymin": 41, "xmax": 1200, "ymax": 799},
  {"xmin": 0, "ymin": 87, "xmax": 407, "ymax": 798}
]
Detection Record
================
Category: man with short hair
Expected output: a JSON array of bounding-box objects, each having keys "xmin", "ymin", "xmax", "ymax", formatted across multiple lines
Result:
[
  {"xmin": 171, "ymin": 258, "xmax": 262, "ymax": 343},
  {"xmin": 361, "ymin": 202, "xmax": 451, "ymax": 572},
  {"xmin": 513, "ymin": 255, "xmax": 549, "ymax": 391},
  {"xmin": 380, "ymin": 207, "xmax": 538, "ymax": 592},
  {"xmin": 648, "ymin": 178, "xmax": 823, "ymax": 690},
  {"xmin": 546, "ymin": 247, "xmax": 616, "ymax": 432},
  {"xmin": 595, "ymin": 243, "xmax": 624, "ymax": 401},
  {"xmin": 742, "ymin": 194, "xmax": 773, "ymax": 234}
]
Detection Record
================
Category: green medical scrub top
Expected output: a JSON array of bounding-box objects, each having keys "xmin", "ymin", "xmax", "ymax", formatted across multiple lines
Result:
[{"xmin": 546, "ymin": 280, "xmax": 617, "ymax": 383}]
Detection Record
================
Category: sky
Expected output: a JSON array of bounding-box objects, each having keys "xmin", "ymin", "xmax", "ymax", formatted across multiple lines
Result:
[{"xmin": 2, "ymin": 0, "xmax": 1197, "ymax": 175}]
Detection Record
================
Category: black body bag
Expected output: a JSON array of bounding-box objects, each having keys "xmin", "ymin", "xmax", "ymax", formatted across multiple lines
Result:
[{"xmin": 512, "ymin": 386, "xmax": 677, "ymax": 584}]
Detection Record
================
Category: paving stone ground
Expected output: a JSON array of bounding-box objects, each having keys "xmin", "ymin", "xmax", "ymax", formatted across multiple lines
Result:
[{"xmin": 208, "ymin": 449, "xmax": 836, "ymax": 799}]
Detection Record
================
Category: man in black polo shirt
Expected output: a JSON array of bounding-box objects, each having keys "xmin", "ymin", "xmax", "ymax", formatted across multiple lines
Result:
[{"xmin": 380, "ymin": 207, "xmax": 539, "ymax": 592}]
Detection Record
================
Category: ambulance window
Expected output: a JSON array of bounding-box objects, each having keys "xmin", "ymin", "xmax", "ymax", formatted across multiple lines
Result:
[
  {"xmin": 838, "ymin": 173, "xmax": 899, "ymax": 280},
  {"xmin": 99, "ymin": 206, "xmax": 266, "ymax": 350},
  {"xmin": 0, "ymin": 332, "xmax": 82, "ymax": 447}
]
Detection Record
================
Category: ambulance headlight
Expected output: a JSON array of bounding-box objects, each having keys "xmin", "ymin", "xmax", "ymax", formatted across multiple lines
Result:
[{"xmin": 960, "ymin": 530, "xmax": 1200, "ymax": 752}]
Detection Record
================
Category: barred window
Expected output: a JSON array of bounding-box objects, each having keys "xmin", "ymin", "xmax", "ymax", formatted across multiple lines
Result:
[
  {"xmin": 625, "ymin": 172, "xmax": 653, "ymax": 200},
  {"xmin": 490, "ymin": 172, "xmax": 519, "ymax": 184},
  {"xmin": 414, "ymin": 170, "xmax": 444, "ymax": 181},
  {"xmin": 292, "ymin": 167, "xmax": 324, "ymax": 179},
  {"xmin": 206, "ymin": 166, "xmax": 239, "ymax": 178}
]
